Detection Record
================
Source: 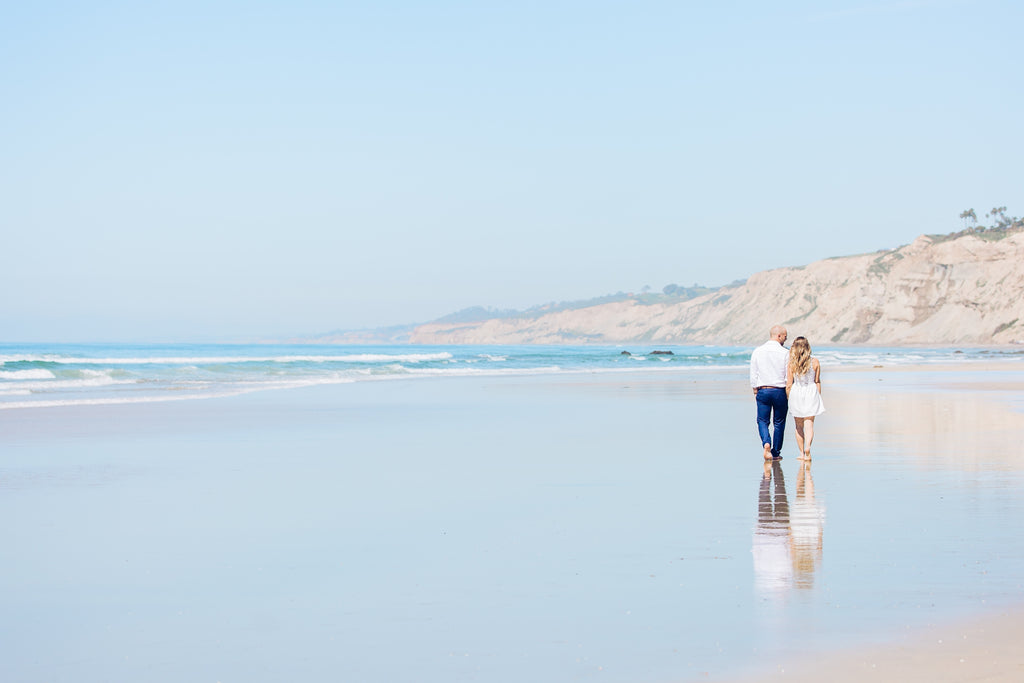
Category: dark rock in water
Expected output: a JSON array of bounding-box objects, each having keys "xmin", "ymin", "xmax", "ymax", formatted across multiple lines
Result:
[
  {"xmin": 620, "ymin": 351, "xmax": 632, "ymax": 356},
  {"xmin": 649, "ymin": 350, "xmax": 674, "ymax": 355}
]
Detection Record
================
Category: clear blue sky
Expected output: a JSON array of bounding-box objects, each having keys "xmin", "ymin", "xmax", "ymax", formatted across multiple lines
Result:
[{"xmin": 3, "ymin": 1, "xmax": 1021, "ymax": 342}]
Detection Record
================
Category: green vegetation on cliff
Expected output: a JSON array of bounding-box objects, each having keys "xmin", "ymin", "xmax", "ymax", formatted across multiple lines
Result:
[{"xmin": 935, "ymin": 206, "xmax": 1024, "ymax": 243}]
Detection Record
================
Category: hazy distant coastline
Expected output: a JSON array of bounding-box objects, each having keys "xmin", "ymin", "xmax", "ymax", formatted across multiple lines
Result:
[{"xmin": 311, "ymin": 226, "xmax": 1024, "ymax": 347}]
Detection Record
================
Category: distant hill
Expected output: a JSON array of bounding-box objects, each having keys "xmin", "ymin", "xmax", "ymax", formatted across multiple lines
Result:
[{"xmin": 315, "ymin": 225, "xmax": 1024, "ymax": 346}]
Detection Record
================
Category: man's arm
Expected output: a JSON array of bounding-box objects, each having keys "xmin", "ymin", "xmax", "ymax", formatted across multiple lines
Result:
[{"xmin": 750, "ymin": 348, "xmax": 760, "ymax": 392}]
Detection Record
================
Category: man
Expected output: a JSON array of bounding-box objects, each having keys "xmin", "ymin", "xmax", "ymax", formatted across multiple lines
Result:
[{"xmin": 750, "ymin": 324, "xmax": 789, "ymax": 461}]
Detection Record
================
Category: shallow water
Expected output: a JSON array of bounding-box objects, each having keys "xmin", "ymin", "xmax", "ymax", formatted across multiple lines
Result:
[
  {"xmin": 1, "ymin": 369, "xmax": 1022, "ymax": 682},
  {"xmin": 3, "ymin": 341, "xmax": 1019, "ymax": 410}
]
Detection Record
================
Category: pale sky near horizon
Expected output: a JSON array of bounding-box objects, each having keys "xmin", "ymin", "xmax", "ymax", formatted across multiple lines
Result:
[{"xmin": 3, "ymin": 1, "xmax": 1021, "ymax": 342}]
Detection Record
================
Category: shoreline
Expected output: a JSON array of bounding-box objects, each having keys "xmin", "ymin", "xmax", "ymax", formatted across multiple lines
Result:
[{"xmin": 2, "ymin": 355, "xmax": 1022, "ymax": 413}]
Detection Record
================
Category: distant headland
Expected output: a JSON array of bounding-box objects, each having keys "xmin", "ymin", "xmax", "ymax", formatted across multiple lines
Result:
[{"xmin": 312, "ymin": 210, "xmax": 1024, "ymax": 346}]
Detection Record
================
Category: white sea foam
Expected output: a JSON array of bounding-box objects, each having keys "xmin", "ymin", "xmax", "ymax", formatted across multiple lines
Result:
[
  {"xmin": 0, "ymin": 353, "xmax": 454, "ymax": 366},
  {"xmin": 0, "ymin": 376, "xmax": 358, "ymax": 410},
  {"xmin": 0, "ymin": 393, "xmax": 230, "ymax": 410},
  {"xmin": 401, "ymin": 365, "xmax": 564, "ymax": 377},
  {"xmin": 332, "ymin": 353, "xmax": 452, "ymax": 363},
  {"xmin": 0, "ymin": 369, "xmax": 56, "ymax": 380},
  {"xmin": 0, "ymin": 373, "xmax": 132, "ymax": 392}
]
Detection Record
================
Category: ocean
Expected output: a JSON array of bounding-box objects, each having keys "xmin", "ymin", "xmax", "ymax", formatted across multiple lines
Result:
[{"xmin": 2, "ymin": 342, "xmax": 1020, "ymax": 410}]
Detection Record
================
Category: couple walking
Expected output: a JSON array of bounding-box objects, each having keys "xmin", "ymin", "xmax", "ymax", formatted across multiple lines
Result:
[{"xmin": 749, "ymin": 325, "xmax": 825, "ymax": 462}]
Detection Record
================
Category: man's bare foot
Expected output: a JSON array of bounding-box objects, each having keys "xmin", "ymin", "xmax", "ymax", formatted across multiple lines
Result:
[{"xmin": 763, "ymin": 444, "xmax": 772, "ymax": 461}]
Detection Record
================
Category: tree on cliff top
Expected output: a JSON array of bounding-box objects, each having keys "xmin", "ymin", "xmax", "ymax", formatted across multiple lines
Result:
[
  {"xmin": 959, "ymin": 208, "xmax": 978, "ymax": 230},
  {"xmin": 956, "ymin": 206, "xmax": 1021, "ymax": 233}
]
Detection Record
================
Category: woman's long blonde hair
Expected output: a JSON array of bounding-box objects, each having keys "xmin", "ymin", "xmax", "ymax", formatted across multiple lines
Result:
[{"xmin": 789, "ymin": 336, "xmax": 812, "ymax": 377}]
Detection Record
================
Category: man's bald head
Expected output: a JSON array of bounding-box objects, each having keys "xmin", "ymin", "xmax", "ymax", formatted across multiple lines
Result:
[{"xmin": 770, "ymin": 325, "xmax": 788, "ymax": 343}]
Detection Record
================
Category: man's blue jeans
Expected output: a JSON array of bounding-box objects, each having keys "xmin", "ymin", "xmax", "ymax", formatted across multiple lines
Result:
[{"xmin": 756, "ymin": 387, "xmax": 788, "ymax": 457}]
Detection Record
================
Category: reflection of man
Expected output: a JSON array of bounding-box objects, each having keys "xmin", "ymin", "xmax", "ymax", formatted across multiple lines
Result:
[
  {"xmin": 750, "ymin": 324, "xmax": 789, "ymax": 461},
  {"xmin": 752, "ymin": 462, "xmax": 791, "ymax": 598}
]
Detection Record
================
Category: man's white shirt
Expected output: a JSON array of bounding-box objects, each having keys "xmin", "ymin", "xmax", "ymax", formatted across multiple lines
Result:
[{"xmin": 750, "ymin": 340, "xmax": 789, "ymax": 388}]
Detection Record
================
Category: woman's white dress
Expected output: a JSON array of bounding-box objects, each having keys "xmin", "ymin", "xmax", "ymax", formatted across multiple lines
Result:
[{"xmin": 789, "ymin": 361, "xmax": 825, "ymax": 418}]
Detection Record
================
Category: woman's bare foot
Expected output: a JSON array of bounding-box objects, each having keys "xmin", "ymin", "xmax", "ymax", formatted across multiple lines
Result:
[
  {"xmin": 763, "ymin": 443, "xmax": 773, "ymax": 461},
  {"xmin": 803, "ymin": 449, "xmax": 811, "ymax": 460}
]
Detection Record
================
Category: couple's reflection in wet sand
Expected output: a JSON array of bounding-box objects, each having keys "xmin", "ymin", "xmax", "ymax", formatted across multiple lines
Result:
[{"xmin": 753, "ymin": 461, "xmax": 825, "ymax": 598}]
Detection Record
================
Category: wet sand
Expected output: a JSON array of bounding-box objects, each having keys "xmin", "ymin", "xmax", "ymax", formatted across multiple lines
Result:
[
  {"xmin": 1, "ymin": 362, "xmax": 1023, "ymax": 682},
  {"xmin": 727, "ymin": 361, "xmax": 1024, "ymax": 682}
]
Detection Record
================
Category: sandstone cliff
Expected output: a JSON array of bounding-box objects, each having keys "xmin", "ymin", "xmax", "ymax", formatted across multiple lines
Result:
[{"xmin": 407, "ymin": 229, "xmax": 1024, "ymax": 346}]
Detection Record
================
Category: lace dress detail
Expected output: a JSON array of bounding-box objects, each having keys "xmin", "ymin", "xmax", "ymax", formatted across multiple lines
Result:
[{"xmin": 789, "ymin": 361, "xmax": 825, "ymax": 418}]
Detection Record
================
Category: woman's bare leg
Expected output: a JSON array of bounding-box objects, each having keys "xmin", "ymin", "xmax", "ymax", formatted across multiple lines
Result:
[
  {"xmin": 794, "ymin": 417, "xmax": 806, "ymax": 459},
  {"xmin": 803, "ymin": 417, "xmax": 815, "ymax": 459}
]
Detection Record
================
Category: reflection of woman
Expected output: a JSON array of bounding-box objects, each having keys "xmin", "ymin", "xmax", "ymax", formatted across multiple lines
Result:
[
  {"xmin": 786, "ymin": 337, "xmax": 825, "ymax": 460},
  {"xmin": 789, "ymin": 462, "xmax": 825, "ymax": 589}
]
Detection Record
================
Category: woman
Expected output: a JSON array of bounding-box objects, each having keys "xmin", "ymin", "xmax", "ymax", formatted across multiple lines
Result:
[{"xmin": 785, "ymin": 337, "xmax": 825, "ymax": 460}]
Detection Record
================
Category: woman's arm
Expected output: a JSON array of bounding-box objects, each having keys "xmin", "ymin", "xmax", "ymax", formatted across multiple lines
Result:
[
  {"xmin": 813, "ymin": 358, "xmax": 822, "ymax": 394},
  {"xmin": 786, "ymin": 364, "xmax": 794, "ymax": 398}
]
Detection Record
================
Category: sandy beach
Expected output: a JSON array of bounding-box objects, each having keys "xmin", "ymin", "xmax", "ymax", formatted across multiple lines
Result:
[
  {"xmin": 724, "ymin": 605, "xmax": 1024, "ymax": 682},
  {"xmin": 2, "ymin": 360, "xmax": 1023, "ymax": 682}
]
